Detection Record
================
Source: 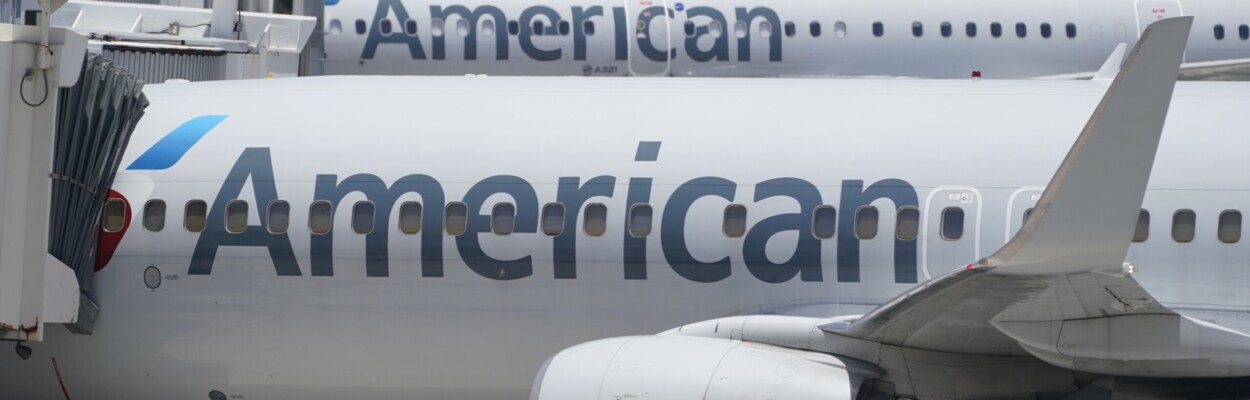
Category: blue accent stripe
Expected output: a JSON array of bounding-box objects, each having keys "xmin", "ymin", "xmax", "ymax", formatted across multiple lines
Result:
[{"xmin": 128, "ymin": 115, "xmax": 228, "ymax": 170}]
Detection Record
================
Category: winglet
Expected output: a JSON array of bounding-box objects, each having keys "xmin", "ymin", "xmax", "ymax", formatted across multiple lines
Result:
[
  {"xmin": 980, "ymin": 17, "xmax": 1192, "ymax": 275},
  {"xmin": 1092, "ymin": 43, "xmax": 1127, "ymax": 81}
]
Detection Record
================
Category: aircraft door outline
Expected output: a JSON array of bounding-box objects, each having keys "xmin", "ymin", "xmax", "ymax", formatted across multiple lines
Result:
[
  {"xmin": 1005, "ymin": 187, "xmax": 1045, "ymax": 243},
  {"xmin": 921, "ymin": 186, "xmax": 982, "ymax": 280},
  {"xmin": 623, "ymin": 0, "xmax": 673, "ymax": 76}
]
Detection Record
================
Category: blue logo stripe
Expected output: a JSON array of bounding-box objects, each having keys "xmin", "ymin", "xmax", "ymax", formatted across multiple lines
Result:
[{"xmin": 128, "ymin": 115, "xmax": 228, "ymax": 170}]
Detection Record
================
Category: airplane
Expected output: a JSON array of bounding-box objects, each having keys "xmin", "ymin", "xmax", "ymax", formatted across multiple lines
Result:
[
  {"xmin": 2, "ymin": 16, "xmax": 1250, "ymax": 399},
  {"xmin": 322, "ymin": 0, "xmax": 1250, "ymax": 79}
]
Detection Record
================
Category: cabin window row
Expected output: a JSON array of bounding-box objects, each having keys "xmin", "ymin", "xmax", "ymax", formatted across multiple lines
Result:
[
  {"xmin": 115, "ymin": 199, "xmax": 966, "ymax": 242},
  {"xmin": 338, "ymin": 18, "xmax": 1111, "ymax": 41},
  {"xmin": 107, "ymin": 199, "xmax": 1250, "ymax": 247},
  {"xmin": 1213, "ymin": 24, "xmax": 1250, "ymax": 40}
]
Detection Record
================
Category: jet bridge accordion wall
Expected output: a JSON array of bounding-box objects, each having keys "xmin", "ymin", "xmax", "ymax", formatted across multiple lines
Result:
[{"xmin": 49, "ymin": 54, "xmax": 148, "ymax": 296}]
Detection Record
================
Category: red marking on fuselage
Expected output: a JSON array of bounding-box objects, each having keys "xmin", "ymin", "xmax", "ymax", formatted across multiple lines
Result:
[{"xmin": 95, "ymin": 190, "xmax": 130, "ymax": 272}]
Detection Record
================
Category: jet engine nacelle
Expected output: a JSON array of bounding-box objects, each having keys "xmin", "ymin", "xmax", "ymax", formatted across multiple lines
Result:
[{"xmin": 530, "ymin": 335, "xmax": 855, "ymax": 400}]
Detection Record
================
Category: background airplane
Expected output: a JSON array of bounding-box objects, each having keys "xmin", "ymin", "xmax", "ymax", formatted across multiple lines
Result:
[
  {"xmin": 322, "ymin": 0, "xmax": 1250, "ymax": 79},
  {"xmin": 2, "ymin": 17, "xmax": 1249, "ymax": 400}
]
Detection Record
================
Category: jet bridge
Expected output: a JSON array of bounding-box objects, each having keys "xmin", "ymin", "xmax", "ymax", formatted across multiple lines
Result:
[{"xmin": 1, "ymin": 6, "xmax": 146, "ymax": 342}]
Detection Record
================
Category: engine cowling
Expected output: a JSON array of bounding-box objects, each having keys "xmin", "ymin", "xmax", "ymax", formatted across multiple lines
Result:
[{"xmin": 531, "ymin": 335, "xmax": 855, "ymax": 400}]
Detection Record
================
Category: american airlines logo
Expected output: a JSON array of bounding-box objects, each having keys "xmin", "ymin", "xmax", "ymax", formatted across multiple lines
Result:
[{"xmin": 362, "ymin": 1, "xmax": 786, "ymax": 63}]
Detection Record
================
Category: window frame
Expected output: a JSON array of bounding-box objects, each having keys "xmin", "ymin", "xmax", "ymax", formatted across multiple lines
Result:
[
  {"xmin": 102, "ymin": 198, "xmax": 127, "ymax": 233},
  {"xmin": 143, "ymin": 199, "xmax": 166, "ymax": 232},
  {"xmin": 308, "ymin": 200, "xmax": 333, "ymax": 235},
  {"xmin": 225, "ymin": 199, "xmax": 249, "ymax": 234},
  {"xmin": 940, "ymin": 206, "xmax": 965, "ymax": 241},
  {"xmin": 854, "ymin": 205, "xmax": 879, "ymax": 240},
  {"xmin": 352, "ymin": 200, "xmax": 376, "ymax": 235},
  {"xmin": 397, "ymin": 201, "xmax": 423, "ymax": 235},
  {"xmin": 1133, "ymin": 209, "xmax": 1150, "ymax": 243},
  {"xmin": 583, "ymin": 203, "xmax": 608, "ymax": 236},
  {"xmin": 628, "ymin": 203, "xmax": 654, "ymax": 238},
  {"xmin": 723, "ymin": 204, "xmax": 748, "ymax": 238},
  {"xmin": 491, "ymin": 202, "xmax": 517, "ymax": 235},
  {"xmin": 541, "ymin": 202, "xmax": 566, "ymax": 236},
  {"xmin": 812, "ymin": 205, "xmax": 837, "ymax": 239},
  {"xmin": 267, "ymin": 200, "xmax": 290, "ymax": 234},
  {"xmin": 184, "ymin": 199, "xmax": 208, "ymax": 233},
  {"xmin": 1218, "ymin": 209, "xmax": 1242, "ymax": 244},
  {"xmin": 896, "ymin": 206, "xmax": 920, "ymax": 241},
  {"xmin": 445, "ymin": 202, "xmax": 469, "ymax": 236},
  {"xmin": 1172, "ymin": 209, "xmax": 1196, "ymax": 243}
]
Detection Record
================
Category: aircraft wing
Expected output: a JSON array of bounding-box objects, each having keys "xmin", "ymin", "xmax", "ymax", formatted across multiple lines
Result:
[
  {"xmin": 1177, "ymin": 57, "xmax": 1250, "ymax": 81},
  {"xmin": 829, "ymin": 17, "xmax": 1250, "ymax": 378}
]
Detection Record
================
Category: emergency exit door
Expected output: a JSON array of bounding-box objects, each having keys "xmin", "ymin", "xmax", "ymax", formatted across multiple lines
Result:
[{"xmin": 922, "ymin": 187, "xmax": 982, "ymax": 279}]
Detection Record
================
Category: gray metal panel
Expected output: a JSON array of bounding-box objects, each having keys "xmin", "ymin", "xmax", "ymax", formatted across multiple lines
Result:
[{"xmin": 102, "ymin": 48, "xmax": 225, "ymax": 82}]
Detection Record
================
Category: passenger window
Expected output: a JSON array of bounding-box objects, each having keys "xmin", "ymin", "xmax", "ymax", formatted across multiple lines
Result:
[
  {"xmin": 405, "ymin": 19, "xmax": 418, "ymax": 36},
  {"xmin": 1240, "ymin": 24, "xmax": 1249, "ymax": 40},
  {"xmin": 1173, "ymin": 210, "xmax": 1196, "ymax": 243},
  {"xmin": 507, "ymin": 20, "xmax": 519, "ymax": 35},
  {"xmin": 1214, "ymin": 24, "xmax": 1225, "ymax": 40},
  {"xmin": 812, "ymin": 205, "xmax": 836, "ymax": 239},
  {"xmin": 103, "ymin": 198, "xmax": 126, "ymax": 233},
  {"xmin": 541, "ymin": 203, "xmax": 565, "ymax": 236},
  {"xmin": 1219, "ymin": 210, "xmax": 1241, "ymax": 243},
  {"xmin": 328, "ymin": 19, "xmax": 342, "ymax": 35},
  {"xmin": 1133, "ymin": 209, "xmax": 1149, "ymax": 242},
  {"xmin": 784, "ymin": 21, "xmax": 796, "ymax": 37},
  {"xmin": 309, "ymin": 200, "xmax": 332, "ymax": 235},
  {"xmin": 185, "ymin": 200, "xmax": 207, "ymax": 233},
  {"xmin": 380, "ymin": 19, "xmax": 393, "ymax": 35},
  {"xmin": 965, "ymin": 22, "xmax": 977, "ymax": 37},
  {"xmin": 431, "ymin": 18, "xmax": 445, "ymax": 37},
  {"xmin": 482, "ymin": 20, "xmax": 495, "ymax": 36},
  {"xmin": 912, "ymin": 21, "xmax": 923, "ymax": 37},
  {"xmin": 532, "ymin": 20, "xmax": 544, "ymax": 35},
  {"xmin": 991, "ymin": 22, "xmax": 1002, "ymax": 37},
  {"xmin": 558, "ymin": 20, "xmax": 570, "ymax": 36},
  {"xmin": 941, "ymin": 207, "xmax": 965, "ymax": 240},
  {"xmin": 684, "ymin": 21, "xmax": 695, "ymax": 37},
  {"xmin": 1040, "ymin": 23, "xmax": 1052, "ymax": 38},
  {"xmin": 492, "ymin": 202, "xmax": 516, "ymax": 235},
  {"xmin": 896, "ymin": 207, "xmax": 920, "ymax": 241},
  {"xmin": 810, "ymin": 21, "xmax": 822, "ymax": 37},
  {"xmin": 734, "ymin": 21, "xmax": 748, "ymax": 38},
  {"xmin": 1066, "ymin": 22, "xmax": 1077, "ymax": 38},
  {"xmin": 940, "ymin": 21, "xmax": 951, "ymax": 37},
  {"xmin": 709, "ymin": 21, "xmax": 723, "ymax": 38},
  {"xmin": 445, "ymin": 202, "xmax": 468, "ymax": 236},
  {"xmin": 143, "ymin": 200, "xmax": 166, "ymax": 232},
  {"xmin": 353, "ymin": 201, "xmax": 375, "ymax": 234},
  {"xmin": 628, "ymin": 204, "xmax": 653, "ymax": 237},
  {"xmin": 355, "ymin": 19, "xmax": 366, "ymax": 35},
  {"xmin": 225, "ymin": 200, "xmax": 248, "ymax": 234},
  {"xmin": 1023, "ymin": 207, "xmax": 1035, "ymax": 224},
  {"xmin": 1016, "ymin": 22, "xmax": 1027, "ymax": 38},
  {"xmin": 834, "ymin": 21, "xmax": 846, "ymax": 38},
  {"xmin": 456, "ymin": 19, "xmax": 470, "ymax": 36},
  {"xmin": 872, "ymin": 21, "xmax": 884, "ymax": 37},
  {"xmin": 584, "ymin": 203, "xmax": 607, "ymax": 236},
  {"xmin": 268, "ymin": 201, "xmax": 290, "ymax": 234},
  {"xmin": 583, "ymin": 21, "xmax": 595, "ymax": 36},
  {"xmin": 855, "ymin": 206, "xmax": 878, "ymax": 240},
  {"xmin": 724, "ymin": 205, "xmax": 747, "ymax": 238},
  {"xmin": 759, "ymin": 21, "xmax": 773, "ymax": 38},
  {"xmin": 398, "ymin": 201, "xmax": 422, "ymax": 234}
]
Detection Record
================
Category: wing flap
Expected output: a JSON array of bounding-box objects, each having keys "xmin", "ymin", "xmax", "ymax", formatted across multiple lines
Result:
[{"xmin": 830, "ymin": 18, "xmax": 1250, "ymax": 377}]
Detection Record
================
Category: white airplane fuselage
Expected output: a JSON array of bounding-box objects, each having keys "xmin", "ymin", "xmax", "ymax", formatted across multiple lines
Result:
[
  {"xmin": 1, "ymin": 76, "xmax": 1249, "ymax": 399},
  {"xmin": 322, "ymin": 0, "xmax": 1250, "ymax": 77}
]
